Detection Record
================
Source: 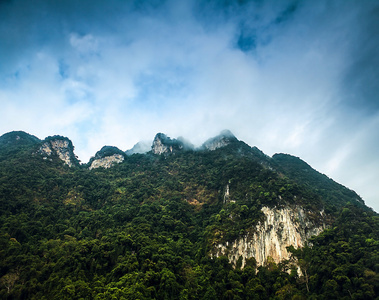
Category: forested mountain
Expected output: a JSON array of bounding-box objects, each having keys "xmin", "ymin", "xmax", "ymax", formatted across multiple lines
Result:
[{"xmin": 0, "ymin": 130, "xmax": 378, "ymax": 299}]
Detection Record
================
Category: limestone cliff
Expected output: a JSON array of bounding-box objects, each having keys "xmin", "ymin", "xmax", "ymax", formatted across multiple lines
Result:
[
  {"xmin": 152, "ymin": 133, "xmax": 191, "ymax": 155},
  {"xmin": 38, "ymin": 136, "xmax": 78, "ymax": 167},
  {"xmin": 214, "ymin": 206, "xmax": 327, "ymax": 268},
  {"xmin": 88, "ymin": 146, "xmax": 126, "ymax": 170},
  {"xmin": 89, "ymin": 154, "xmax": 124, "ymax": 170}
]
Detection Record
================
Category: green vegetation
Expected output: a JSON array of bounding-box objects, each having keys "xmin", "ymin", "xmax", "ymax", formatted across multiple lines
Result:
[
  {"xmin": 0, "ymin": 132, "xmax": 378, "ymax": 299},
  {"xmin": 272, "ymin": 154, "xmax": 365, "ymax": 211}
]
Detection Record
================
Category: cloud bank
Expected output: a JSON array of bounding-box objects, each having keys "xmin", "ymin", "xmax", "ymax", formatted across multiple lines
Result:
[{"xmin": 0, "ymin": 0, "xmax": 378, "ymax": 211}]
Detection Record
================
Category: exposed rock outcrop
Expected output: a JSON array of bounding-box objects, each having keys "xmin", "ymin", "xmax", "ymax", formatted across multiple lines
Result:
[
  {"xmin": 214, "ymin": 206, "xmax": 327, "ymax": 268},
  {"xmin": 201, "ymin": 130, "xmax": 238, "ymax": 151},
  {"xmin": 152, "ymin": 133, "xmax": 193, "ymax": 155},
  {"xmin": 38, "ymin": 136, "xmax": 78, "ymax": 167},
  {"xmin": 89, "ymin": 154, "xmax": 124, "ymax": 170},
  {"xmin": 223, "ymin": 182, "xmax": 236, "ymax": 204},
  {"xmin": 88, "ymin": 146, "xmax": 125, "ymax": 170}
]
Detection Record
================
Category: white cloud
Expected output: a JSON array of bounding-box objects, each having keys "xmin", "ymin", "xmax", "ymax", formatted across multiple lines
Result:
[{"xmin": 69, "ymin": 33, "xmax": 99, "ymax": 54}]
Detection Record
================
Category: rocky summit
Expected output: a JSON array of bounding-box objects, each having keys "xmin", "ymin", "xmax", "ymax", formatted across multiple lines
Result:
[
  {"xmin": 38, "ymin": 136, "xmax": 78, "ymax": 167},
  {"xmin": 88, "ymin": 146, "xmax": 126, "ymax": 170},
  {"xmin": 151, "ymin": 133, "xmax": 193, "ymax": 155},
  {"xmin": 201, "ymin": 129, "xmax": 238, "ymax": 151}
]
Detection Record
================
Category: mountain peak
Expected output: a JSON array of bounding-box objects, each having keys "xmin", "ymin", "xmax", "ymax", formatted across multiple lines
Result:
[
  {"xmin": 38, "ymin": 135, "xmax": 79, "ymax": 167},
  {"xmin": 0, "ymin": 131, "xmax": 40, "ymax": 147},
  {"xmin": 88, "ymin": 146, "xmax": 125, "ymax": 170},
  {"xmin": 152, "ymin": 133, "xmax": 181, "ymax": 155},
  {"xmin": 219, "ymin": 129, "xmax": 236, "ymax": 138},
  {"xmin": 94, "ymin": 146, "xmax": 125, "ymax": 159},
  {"xmin": 201, "ymin": 129, "xmax": 238, "ymax": 151}
]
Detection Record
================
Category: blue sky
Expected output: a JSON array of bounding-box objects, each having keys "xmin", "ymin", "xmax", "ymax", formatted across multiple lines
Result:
[{"xmin": 1, "ymin": 0, "xmax": 379, "ymax": 212}]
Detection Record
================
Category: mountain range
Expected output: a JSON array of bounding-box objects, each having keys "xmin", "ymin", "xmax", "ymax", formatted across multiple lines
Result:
[{"xmin": 0, "ymin": 129, "xmax": 378, "ymax": 299}]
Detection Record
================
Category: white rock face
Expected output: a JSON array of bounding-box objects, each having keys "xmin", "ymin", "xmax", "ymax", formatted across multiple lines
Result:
[
  {"xmin": 223, "ymin": 183, "xmax": 235, "ymax": 204},
  {"xmin": 214, "ymin": 206, "xmax": 326, "ymax": 268},
  {"xmin": 89, "ymin": 154, "xmax": 125, "ymax": 170},
  {"xmin": 39, "ymin": 139, "xmax": 75, "ymax": 167},
  {"xmin": 152, "ymin": 137, "xmax": 172, "ymax": 155},
  {"xmin": 151, "ymin": 133, "xmax": 185, "ymax": 155}
]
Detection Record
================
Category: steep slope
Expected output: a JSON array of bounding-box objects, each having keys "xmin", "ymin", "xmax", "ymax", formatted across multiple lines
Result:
[
  {"xmin": 272, "ymin": 153, "xmax": 364, "ymax": 210},
  {"xmin": 213, "ymin": 205, "xmax": 328, "ymax": 268}
]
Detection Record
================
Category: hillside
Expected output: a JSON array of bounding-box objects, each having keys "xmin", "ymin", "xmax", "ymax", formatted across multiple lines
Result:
[{"xmin": 0, "ymin": 130, "xmax": 378, "ymax": 299}]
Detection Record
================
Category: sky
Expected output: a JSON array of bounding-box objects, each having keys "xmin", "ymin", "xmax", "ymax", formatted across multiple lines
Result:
[{"xmin": 0, "ymin": 0, "xmax": 378, "ymax": 212}]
